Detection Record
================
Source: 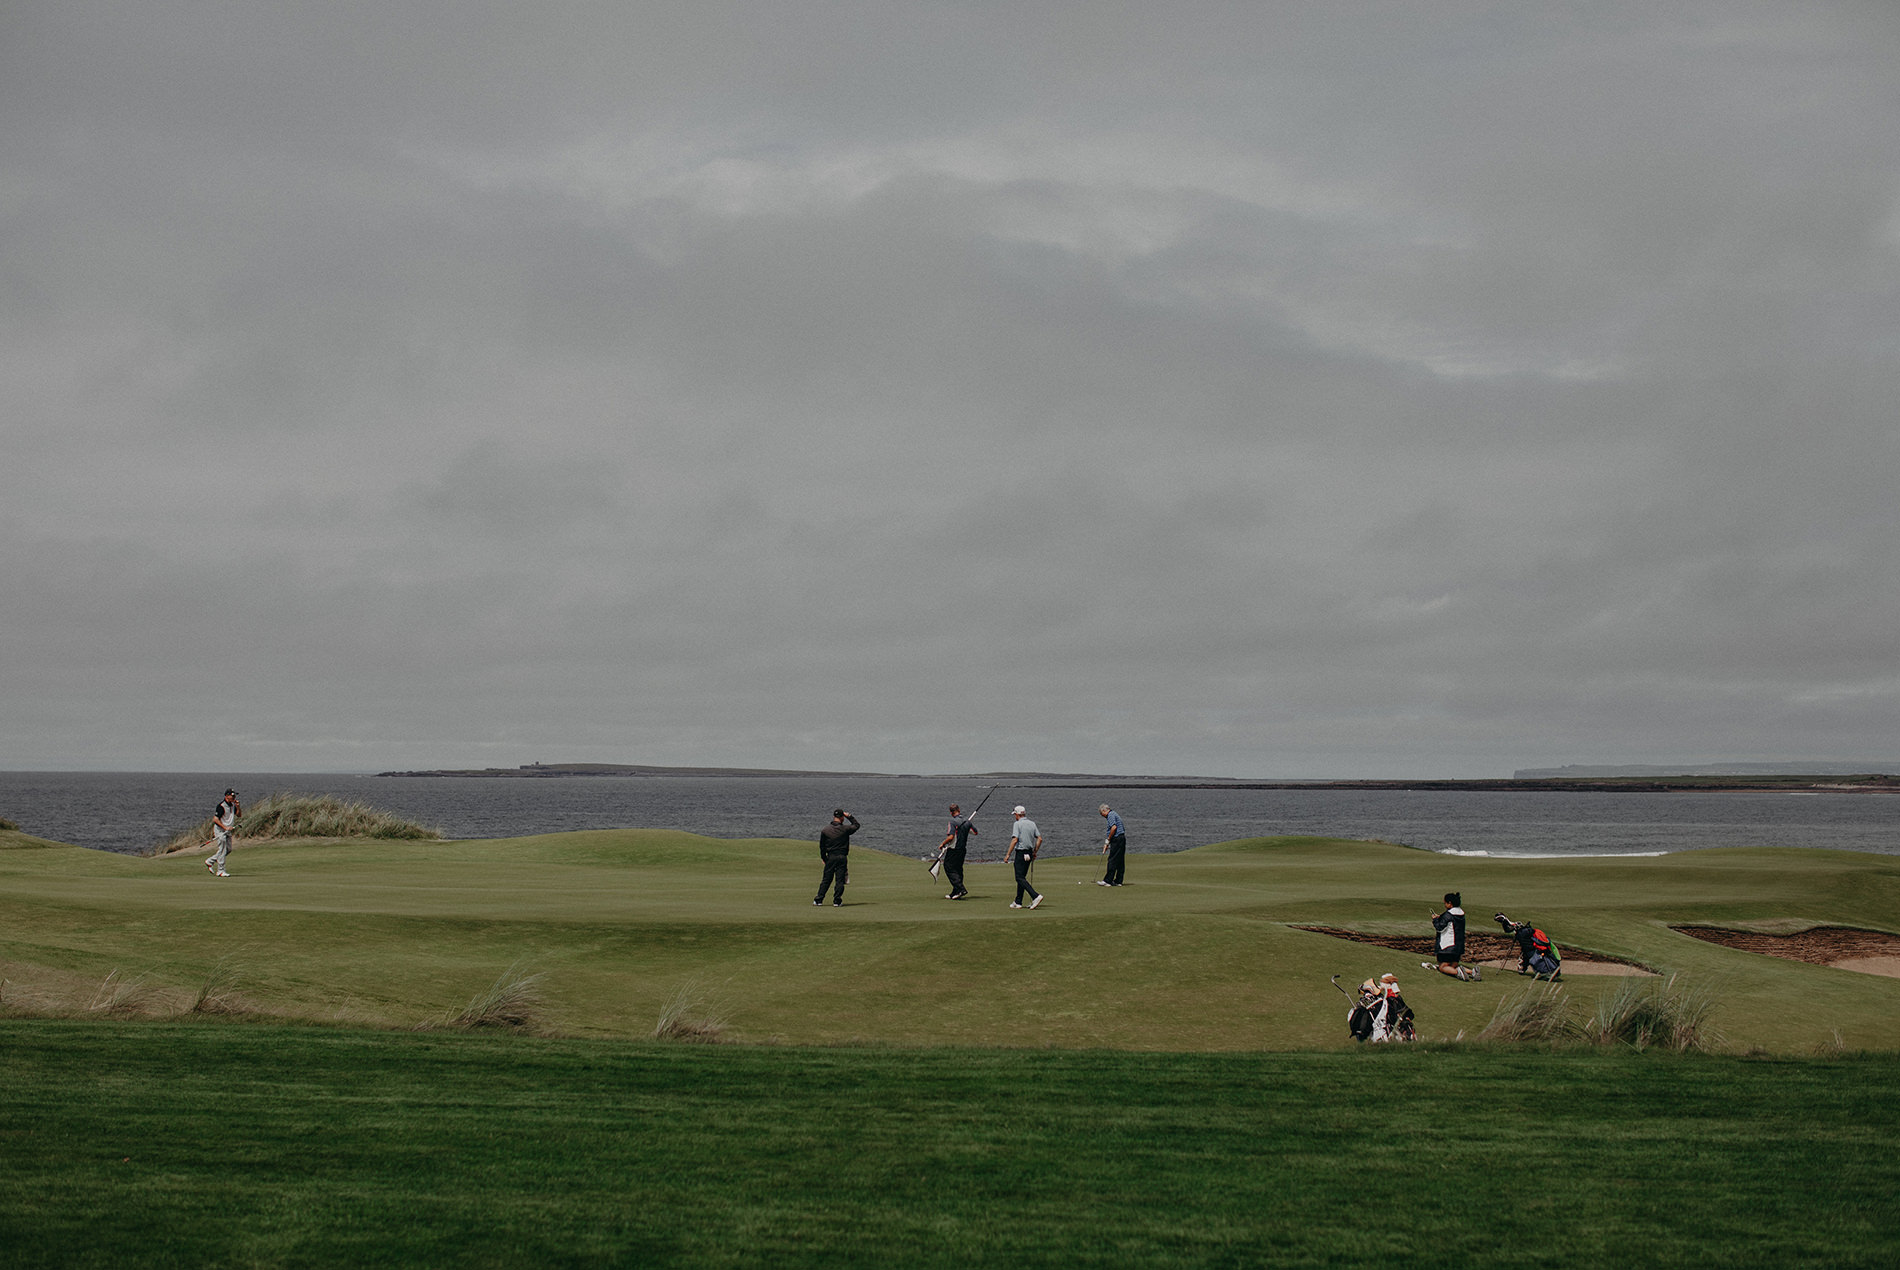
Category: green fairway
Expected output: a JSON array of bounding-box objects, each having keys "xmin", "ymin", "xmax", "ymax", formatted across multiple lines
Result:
[
  {"xmin": 3, "ymin": 828, "xmax": 1900, "ymax": 1050},
  {"xmin": 1, "ymin": 1021, "xmax": 1895, "ymax": 1267}
]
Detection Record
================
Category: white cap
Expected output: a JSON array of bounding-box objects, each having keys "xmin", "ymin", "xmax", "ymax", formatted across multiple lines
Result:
[{"xmin": 1013, "ymin": 805, "xmax": 1026, "ymax": 814}]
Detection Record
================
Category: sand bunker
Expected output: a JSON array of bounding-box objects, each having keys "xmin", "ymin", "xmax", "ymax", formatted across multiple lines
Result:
[
  {"xmin": 1294, "ymin": 927, "xmax": 1653, "ymax": 976},
  {"xmin": 1671, "ymin": 926, "xmax": 1900, "ymax": 978}
]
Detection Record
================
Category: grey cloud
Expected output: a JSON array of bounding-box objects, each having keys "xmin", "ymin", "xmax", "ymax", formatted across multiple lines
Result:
[{"xmin": 4, "ymin": 2, "xmax": 1899, "ymax": 776}]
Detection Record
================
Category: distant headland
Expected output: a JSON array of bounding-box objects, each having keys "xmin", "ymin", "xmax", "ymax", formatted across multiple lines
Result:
[
  {"xmin": 376, "ymin": 762, "xmax": 1899, "ymax": 792},
  {"xmin": 374, "ymin": 763, "xmax": 1252, "ymax": 783},
  {"xmin": 1515, "ymin": 762, "xmax": 1900, "ymax": 778}
]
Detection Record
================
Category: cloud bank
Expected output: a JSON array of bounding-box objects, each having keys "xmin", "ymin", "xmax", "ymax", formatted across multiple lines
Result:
[{"xmin": 4, "ymin": 2, "xmax": 1898, "ymax": 776}]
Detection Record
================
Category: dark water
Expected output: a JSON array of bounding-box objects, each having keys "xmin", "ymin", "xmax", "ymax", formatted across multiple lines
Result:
[{"xmin": 4, "ymin": 771, "xmax": 1898, "ymax": 859}]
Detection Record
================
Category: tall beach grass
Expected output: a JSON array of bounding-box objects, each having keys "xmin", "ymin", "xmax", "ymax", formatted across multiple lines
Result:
[
  {"xmin": 1585, "ymin": 973, "xmax": 1723, "ymax": 1052},
  {"xmin": 155, "ymin": 791, "xmax": 442, "ymax": 855},
  {"xmin": 1478, "ymin": 975, "xmax": 1723, "ymax": 1052},
  {"xmin": 440, "ymin": 962, "xmax": 546, "ymax": 1032}
]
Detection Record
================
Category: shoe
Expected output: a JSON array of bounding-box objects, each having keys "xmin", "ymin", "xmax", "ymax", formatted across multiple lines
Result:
[
  {"xmin": 1029, "ymin": 894, "xmax": 1043, "ymax": 909},
  {"xmin": 1421, "ymin": 962, "xmax": 1434, "ymax": 970},
  {"xmin": 832, "ymin": 900, "xmax": 842, "ymax": 907},
  {"xmin": 946, "ymin": 892, "xmax": 956, "ymax": 899},
  {"xmin": 813, "ymin": 898, "xmax": 822, "ymax": 905},
  {"xmin": 1096, "ymin": 879, "xmax": 1110, "ymax": 886},
  {"xmin": 215, "ymin": 870, "xmax": 229, "ymax": 878},
  {"xmin": 205, "ymin": 858, "xmax": 215, "ymax": 872},
  {"xmin": 1009, "ymin": 902, "xmax": 1023, "ymax": 909}
]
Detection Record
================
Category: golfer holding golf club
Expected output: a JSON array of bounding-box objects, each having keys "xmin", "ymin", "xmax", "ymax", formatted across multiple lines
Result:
[
  {"xmin": 1006, "ymin": 806, "xmax": 1043, "ymax": 909},
  {"xmin": 936, "ymin": 803, "xmax": 977, "ymax": 900},
  {"xmin": 204, "ymin": 788, "xmax": 239, "ymax": 878}
]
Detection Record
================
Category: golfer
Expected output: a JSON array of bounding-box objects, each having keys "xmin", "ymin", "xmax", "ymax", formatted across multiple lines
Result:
[
  {"xmin": 1097, "ymin": 803, "xmax": 1126, "ymax": 886},
  {"xmin": 1006, "ymin": 806, "xmax": 1043, "ymax": 909},
  {"xmin": 813, "ymin": 809, "xmax": 858, "ymax": 907},
  {"xmin": 204, "ymin": 788, "xmax": 240, "ymax": 878},
  {"xmin": 936, "ymin": 803, "xmax": 977, "ymax": 900}
]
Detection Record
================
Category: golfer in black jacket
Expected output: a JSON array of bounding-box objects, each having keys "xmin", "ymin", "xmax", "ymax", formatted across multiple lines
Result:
[
  {"xmin": 937, "ymin": 803, "xmax": 976, "ymax": 899},
  {"xmin": 814, "ymin": 809, "xmax": 858, "ymax": 907}
]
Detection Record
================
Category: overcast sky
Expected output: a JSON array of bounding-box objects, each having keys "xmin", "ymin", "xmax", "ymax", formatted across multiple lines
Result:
[{"xmin": 4, "ymin": 2, "xmax": 1898, "ymax": 778}]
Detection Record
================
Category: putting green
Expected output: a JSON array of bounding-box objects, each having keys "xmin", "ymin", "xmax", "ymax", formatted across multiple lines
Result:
[{"xmin": 2, "ymin": 828, "xmax": 1897, "ymax": 1051}]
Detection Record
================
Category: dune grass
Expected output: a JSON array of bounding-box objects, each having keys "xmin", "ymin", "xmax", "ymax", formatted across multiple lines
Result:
[
  {"xmin": 1478, "ymin": 975, "xmax": 1727, "ymax": 1052},
  {"xmin": 1, "ymin": 1021, "xmax": 1895, "ymax": 1267},
  {"xmin": 1480, "ymin": 981, "xmax": 1577, "ymax": 1043},
  {"xmin": 0, "ymin": 831, "xmax": 1897, "ymax": 1052},
  {"xmin": 154, "ymin": 791, "xmax": 441, "ymax": 855},
  {"xmin": 439, "ymin": 959, "xmax": 546, "ymax": 1032}
]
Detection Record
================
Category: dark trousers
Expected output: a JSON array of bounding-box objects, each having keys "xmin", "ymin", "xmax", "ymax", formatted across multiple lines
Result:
[
  {"xmin": 1013, "ymin": 855, "xmax": 1039, "ymax": 904},
  {"xmin": 816, "ymin": 853, "xmax": 848, "ymax": 903},
  {"xmin": 1103, "ymin": 835, "xmax": 1126, "ymax": 885},
  {"xmin": 944, "ymin": 847, "xmax": 967, "ymax": 896}
]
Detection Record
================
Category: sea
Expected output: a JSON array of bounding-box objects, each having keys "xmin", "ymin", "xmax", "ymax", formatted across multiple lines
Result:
[{"xmin": 4, "ymin": 771, "xmax": 1899, "ymax": 859}]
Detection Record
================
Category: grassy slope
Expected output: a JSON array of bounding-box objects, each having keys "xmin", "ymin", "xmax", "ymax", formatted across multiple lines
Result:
[
  {"xmin": 3, "ymin": 830, "xmax": 1899, "ymax": 1051},
  {"xmin": 1, "ymin": 1022, "xmax": 1895, "ymax": 1268}
]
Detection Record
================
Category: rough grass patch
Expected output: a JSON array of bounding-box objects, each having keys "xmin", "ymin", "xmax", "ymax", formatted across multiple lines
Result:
[
  {"xmin": 654, "ymin": 981, "xmax": 730, "ymax": 1042},
  {"xmin": 183, "ymin": 956, "xmax": 246, "ymax": 1016},
  {"xmin": 1479, "ymin": 983, "xmax": 1577, "ymax": 1042},
  {"xmin": 84, "ymin": 970, "xmax": 162, "ymax": 1019},
  {"xmin": 1584, "ymin": 974, "xmax": 1723, "ymax": 1053},
  {"xmin": 443, "ymin": 963, "xmax": 546, "ymax": 1032}
]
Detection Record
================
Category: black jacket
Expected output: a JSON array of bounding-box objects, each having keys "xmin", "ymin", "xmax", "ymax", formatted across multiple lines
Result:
[
  {"xmin": 1432, "ymin": 906, "xmax": 1466, "ymax": 959},
  {"xmin": 818, "ymin": 815, "xmax": 859, "ymax": 859}
]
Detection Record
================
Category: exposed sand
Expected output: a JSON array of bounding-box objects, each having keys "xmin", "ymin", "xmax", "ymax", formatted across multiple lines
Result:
[
  {"xmin": 1294, "ymin": 926, "xmax": 1652, "ymax": 974},
  {"xmin": 1673, "ymin": 926, "xmax": 1900, "ymax": 978},
  {"xmin": 1831, "ymin": 956, "xmax": 1900, "ymax": 979}
]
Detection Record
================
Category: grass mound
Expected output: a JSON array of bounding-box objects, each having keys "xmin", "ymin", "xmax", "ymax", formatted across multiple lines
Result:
[{"xmin": 156, "ymin": 791, "xmax": 441, "ymax": 855}]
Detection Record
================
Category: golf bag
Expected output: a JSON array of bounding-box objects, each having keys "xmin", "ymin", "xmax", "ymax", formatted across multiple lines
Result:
[
  {"xmin": 1347, "ymin": 980, "xmax": 1416, "ymax": 1044},
  {"xmin": 1496, "ymin": 914, "xmax": 1562, "ymax": 980}
]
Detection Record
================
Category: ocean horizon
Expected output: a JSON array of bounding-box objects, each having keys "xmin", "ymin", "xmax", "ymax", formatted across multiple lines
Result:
[{"xmin": 5, "ymin": 770, "xmax": 1898, "ymax": 860}]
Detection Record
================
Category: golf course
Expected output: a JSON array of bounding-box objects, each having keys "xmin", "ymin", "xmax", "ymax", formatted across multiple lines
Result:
[{"xmin": 4, "ymin": 824, "xmax": 1899, "ymax": 1263}]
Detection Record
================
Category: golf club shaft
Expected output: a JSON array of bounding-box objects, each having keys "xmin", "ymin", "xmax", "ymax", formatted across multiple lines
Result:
[{"xmin": 966, "ymin": 785, "xmax": 998, "ymax": 822}]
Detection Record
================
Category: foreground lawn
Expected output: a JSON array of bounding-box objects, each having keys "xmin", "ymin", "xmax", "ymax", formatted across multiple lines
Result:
[
  {"xmin": 3, "ymin": 828, "xmax": 1899, "ymax": 1050},
  {"xmin": 1, "ymin": 1021, "xmax": 1894, "ymax": 1267}
]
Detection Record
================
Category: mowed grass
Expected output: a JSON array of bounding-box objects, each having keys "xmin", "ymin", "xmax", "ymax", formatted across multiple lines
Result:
[
  {"xmin": 3, "ymin": 827, "xmax": 1900, "ymax": 1050},
  {"xmin": 1, "ymin": 1021, "xmax": 1895, "ymax": 1267}
]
